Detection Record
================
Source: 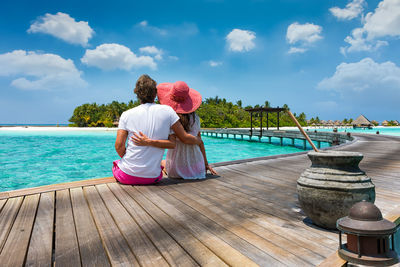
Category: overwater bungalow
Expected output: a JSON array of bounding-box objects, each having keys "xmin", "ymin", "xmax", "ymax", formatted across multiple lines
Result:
[
  {"xmin": 382, "ymin": 120, "xmax": 389, "ymax": 126},
  {"xmin": 352, "ymin": 115, "xmax": 373, "ymax": 129}
]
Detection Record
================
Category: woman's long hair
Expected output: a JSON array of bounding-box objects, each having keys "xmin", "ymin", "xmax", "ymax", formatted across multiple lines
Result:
[{"xmin": 178, "ymin": 112, "xmax": 196, "ymax": 132}]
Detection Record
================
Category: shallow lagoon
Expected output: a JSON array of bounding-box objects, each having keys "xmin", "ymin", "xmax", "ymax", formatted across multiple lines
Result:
[{"xmin": 0, "ymin": 129, "xmax": 317, "ymax": 192}]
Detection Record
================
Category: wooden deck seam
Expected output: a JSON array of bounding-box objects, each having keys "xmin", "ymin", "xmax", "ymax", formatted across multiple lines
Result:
[
  {"xmin": 160, "ymin": 184, "xmax": 321, "ymax": 266},
  {"xmin": 119, "ymin": 184, "xmax": 205, "ymax": 266},
  {"xmin": 97, "ymin": 183, "xmax": 172, "ymax": 266},
  {"xmin": 0, "ymin": 196, "xmax": 24, "ymax": 255},
  {"xmin": 138, "ymin": 185, "xmax": 285, "ymax": 266}
]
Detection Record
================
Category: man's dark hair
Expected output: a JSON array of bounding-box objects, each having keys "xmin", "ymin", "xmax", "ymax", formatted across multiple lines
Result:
[{"xmin": 134, "ymin": 74, "xmax": 157, "ymax": 104}]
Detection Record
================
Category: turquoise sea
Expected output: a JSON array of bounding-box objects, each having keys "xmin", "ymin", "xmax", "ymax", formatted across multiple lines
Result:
[
  {"xmin": 1, "ymin": 127, "xmax": 399, "ymax": 192},
  {"xmin": 305, "ymin": 126, "xmax": 400, "ymax": 136},
  {"xmin": 0, "ymin": 130, "xmax": 321, "ymax": 192}
]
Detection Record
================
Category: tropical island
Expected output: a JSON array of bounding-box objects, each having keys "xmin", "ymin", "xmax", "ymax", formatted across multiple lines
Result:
[{"xmin": 68, "ymin": 97, "xmax": 309, "ymax": 128}]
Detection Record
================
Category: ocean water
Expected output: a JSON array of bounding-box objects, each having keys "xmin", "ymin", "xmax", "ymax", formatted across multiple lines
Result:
[
  {"xmin": 305, "ymin": 126, "xmax": 400, "ymax": 136},
  {"xmin": 0, "ymin": 130, "xmax": 320, "ymax": 192}
]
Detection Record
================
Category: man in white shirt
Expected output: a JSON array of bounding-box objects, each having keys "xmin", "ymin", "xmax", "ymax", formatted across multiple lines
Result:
[{"xmin": 113, "ymin": 74, "xmax": 201, "ymax": 184}]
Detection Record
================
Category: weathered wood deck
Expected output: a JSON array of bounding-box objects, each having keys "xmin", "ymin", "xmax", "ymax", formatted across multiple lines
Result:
[{"xmin": 0, "ymin": 133, "xmax": 399, "ymax": 266}]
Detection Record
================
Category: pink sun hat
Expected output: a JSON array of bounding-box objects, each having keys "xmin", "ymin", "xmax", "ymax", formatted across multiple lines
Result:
[{"xmin": 157, "ymin": 81, "xmax": 202, "ymax": 114}]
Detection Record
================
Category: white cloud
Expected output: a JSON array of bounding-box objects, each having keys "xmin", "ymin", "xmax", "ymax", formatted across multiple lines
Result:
[
  {"xmin": 341, "ymin": 28, "xmax": 388, "ymax": 54},
  {"xmin": 28, "ymin": 12, "xmax": 94, "ymax": 46},
  {"xmin": 342, "ymin": 0, "xmax": 400, "ymax": 53},
  {"xmin": 288, "ymin": 47, "xmax": 307, "ymax": 54},
  {"xmin": 81, "ymin": 43, "xmax": 157, "ymax": 71},
  {"xmin": 286, "ymin": 22, "xmax": 322, "ymax": 54},
  {"xmin": 330, "ymin": 0, "xmax": 365, "ymax": 20},
  {"xmin": 139, "ymin": 46, "xmax": 163, "ymax": 60},
  {"xmin": 226, "ymin": 29, "xmax": 256, "ymax": 52},
  {"xmin": 318, "ymin": 58, "xmax": 400, "ymax": 93},
  {"xmin": 0, "ymin": 50, "xmax": 86, "ymax": 90},
  {"xmin": 209, "ymin": 60, "xmax": 222, "ymax": 67},
  {"xmin": 286, "ymin": 22, "xmax": 322, "ymax": 45}
]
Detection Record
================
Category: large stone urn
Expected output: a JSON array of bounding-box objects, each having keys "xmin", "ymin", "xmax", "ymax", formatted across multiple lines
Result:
[{"xmin": 297, "ymin": 151, "xmax": 375, "ymax": 229}]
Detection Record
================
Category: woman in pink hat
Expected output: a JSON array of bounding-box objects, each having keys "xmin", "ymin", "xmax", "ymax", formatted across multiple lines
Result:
[{"xmin": 132, "ymin": 81, "xmax": 217, "ymax": 179}]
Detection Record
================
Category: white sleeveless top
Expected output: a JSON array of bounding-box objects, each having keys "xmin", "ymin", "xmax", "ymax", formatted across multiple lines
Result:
[{"xmin": 166, "ymin": 113, "xmax": 206, "ymax": 179}]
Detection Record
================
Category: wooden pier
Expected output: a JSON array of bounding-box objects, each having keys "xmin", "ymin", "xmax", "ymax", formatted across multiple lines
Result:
[
  {"xmin": 0, "ymin": 133, "xmax": 399, "ymax": 266},
  {"xmin": 200, "ymin": 128, "xmax": 353, "ymax": 149}
]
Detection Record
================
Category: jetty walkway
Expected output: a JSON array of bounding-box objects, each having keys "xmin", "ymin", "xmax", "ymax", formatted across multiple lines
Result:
[{"xmin": 0, "ymin": 133, "xmax": 399, "ymax": 266}]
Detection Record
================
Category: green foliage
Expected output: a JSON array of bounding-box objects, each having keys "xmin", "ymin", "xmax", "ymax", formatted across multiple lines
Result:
[
  {"xmin": 69, "ymin": 96, "xmax": 308, "ymax": 128},
  {"xmin": 69, "ymin": 100, "xmax": 140, "ymax": 127}
]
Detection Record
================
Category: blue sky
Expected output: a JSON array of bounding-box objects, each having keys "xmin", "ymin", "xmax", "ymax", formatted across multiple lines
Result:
[{"xmin": 1, "ymin": 0, "xmax": 399, "ymax": 123}]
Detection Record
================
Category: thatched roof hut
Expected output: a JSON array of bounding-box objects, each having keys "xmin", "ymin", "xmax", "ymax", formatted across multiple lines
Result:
[
  {"xmin": 320, "ymin": 120, "xmax": 327, "ymax": 125},
  {"xmin": 352, "ymin": 115, "xmax": 373, "ymax": 128},
  {"xmin": 382, "ymin": 120, "xmax": 389, "ymax": 126},
  {"xmin": 394, "ymin": 120, "xmax": 400, "ymax": 126},
  {"xmin": 334, "ymin": 120, "xmax": 341, "ymax": 126},
  {"xmin": 327, "ymin": 120, "xmax": 334, "ymax": 126}
]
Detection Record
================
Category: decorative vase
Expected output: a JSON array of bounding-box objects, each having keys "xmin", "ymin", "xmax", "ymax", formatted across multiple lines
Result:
[{"xmin": 297, "ymin": 151, "xmax": 375, "ymax": 229}]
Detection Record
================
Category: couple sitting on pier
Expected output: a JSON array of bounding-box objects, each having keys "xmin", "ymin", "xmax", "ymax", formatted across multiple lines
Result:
[{"xmin": 113, "ymin": 74, "xmax": 217, "ymax": 185}]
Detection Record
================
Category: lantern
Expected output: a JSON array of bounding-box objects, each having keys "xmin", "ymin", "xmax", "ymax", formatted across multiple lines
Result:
[{"xmin": 337, "ymin": 201, "xmax": 398, "ymax": 266}]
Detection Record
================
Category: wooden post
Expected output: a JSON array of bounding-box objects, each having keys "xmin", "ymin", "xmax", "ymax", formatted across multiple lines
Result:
[
  {"xmin": 268, "ymin": 136, "xmax": 272, "ymax": 143},
  {"xmin": 291, "ymin": 138, "xmax": 295, "ymax": 146},
  {"xmin": 260, "ymin": 111, "xmax": 263, "ymax": 137},
  {"xmin": 267, "ymin": 113, "xmax": 269, "ymax": 130},
  {"xmin": 280, "ymin": 137, "xmax": 283, "ymax": 146},
  {"xmin": 277, "ymin": 111, "xmax": 280, "ymax": 130},
  {"xmin": 250, "ymin": 112, "xmax": 253, "ymax": 136},
  {"xmin": 287, "ymin": 110, "xmax": 319, "ymax": 152}
]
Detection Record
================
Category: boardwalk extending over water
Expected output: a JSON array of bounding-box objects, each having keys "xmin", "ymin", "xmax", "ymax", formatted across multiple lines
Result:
[{"xmin": 0, "ymin": 133, "xmax": 399, "ymax": 266}]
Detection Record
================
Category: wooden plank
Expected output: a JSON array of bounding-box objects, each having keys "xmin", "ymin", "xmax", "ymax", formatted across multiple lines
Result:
[
  {"xmin": 95, "ymin": 184, "xmax": 169, "ymax": 267},
  {"xmin": 25, "ymin": 192, "xmax": 55, "ymax": 267},
  {"xmin": 0, "ymin": 177, "xmax": 115, "ymax": 200},
  {"xmin": 55, "ymin": 189, "xmax": 81, "ymax": 267},
  {"xmin": 109, "ymin": 183, "xmax": 226, "ymax": 267},
  {"xmin": 161, "ymin": 184, "xmax": 316, "ymax": 266},
  {"xmin": 134, "ymin": 185, "xmax": 269, "ymax": 267},
  {"xmin": 0, "ymin": 194, "xmax": 40, "ymax": 267},
  {"xmin": 83, "ymin": 186, "xmax": 139, "ymax": 266},
  {"xmin": 316, "ymin": 251, "xmax": 347, "ymax": 267},
  {"xmin": 108, "ymin": 183, "xmax": 199, "ymax": 267},
  {"xmin": 70, "ymin": 187, "xmax": 110, "ymax": 267},
  {"xmin": 164, "ymin": 183, "xmax": 331, "ymax": 264},
  {"xmin": 0, "ymin": 199, "xmax": 6, "ymax": 212},
  {"xmin": 0, "ymin": 197, "xmax": 23, "ymax": 253}
]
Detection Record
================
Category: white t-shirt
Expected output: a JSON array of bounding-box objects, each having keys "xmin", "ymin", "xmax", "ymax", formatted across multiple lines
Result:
[{"xmin": 117, "ymin": 103, "xmax": 179, "ymax": 178}]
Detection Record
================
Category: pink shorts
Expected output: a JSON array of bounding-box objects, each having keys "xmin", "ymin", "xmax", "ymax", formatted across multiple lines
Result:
[{"xmin": 112, "ymin": 160, "xmax": 163, "ymax": 185}]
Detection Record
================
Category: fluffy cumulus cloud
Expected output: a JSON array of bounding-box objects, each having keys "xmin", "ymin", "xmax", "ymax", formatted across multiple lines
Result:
[
  {"xmin": 0, "ymin": 50, "xmax": 86, "ymax": 90},
  {"xmin": 318, "ymin": 58, "xmax": 400, "ymax": 93},
  {"xmin": 226, "ymin": 29, "xmax": 256, "ymax": 52},
  {"xmin": 28, "ymin": 12, "xmax": 94, "ymax": 46},
  {"xmin": 330, "ymin": 0, "xmax": 365, "ymax": 20},
  {"xmin": 286, "ymin": 22, "xmax": 322, "ymax": 53},
  {"xmin": 342, "ymin": 0, "xmax": 400, "ymax": 53},
  {"xmin": 139, "ymin": 46, "xmax": 163, "ymax": 60},
  {"xmin": 81, "ymin": 43, "xmax": 157, "ymax": 71}
]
